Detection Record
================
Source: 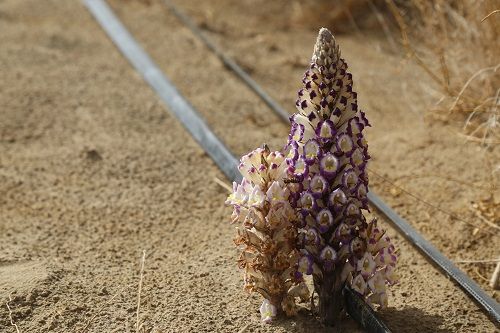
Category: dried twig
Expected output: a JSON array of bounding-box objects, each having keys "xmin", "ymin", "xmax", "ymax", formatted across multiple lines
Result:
[
  {"xmin": 6, "ymin": 292, "xmax": 21, "ymax": 333},
  {"xmin": 366, "ymin": 0, "xmax": 398, "ymax": 52},
  {"xmin": 136, "ymin": 250, "xmax": 146, "ymax": 333},
  {"xmin": 473, "ymin": 210, "xmax": 500, "ymax": 231},
  {"xmin": 384, "ymin": 0, "xmax": 450, "ymax": 95},
  {"xmin": 456, "ymin": 132, "xmax": 500, "ymax": 145},
  {"xmin": 490, "ymin": 261, "xmax": 500, "ymax": 289},
  {"xmin": 213, "ymin": 176, "xmax": 232, "ymax": 192},
  {"xmin": 474, "ymin": 267, "xmax": 490, "ymax": 283},
  {"xmin": 482, "ymin": 9, "xmax": 500, "ymax": 22},
  {"xmin": 368, "ymin": 168, "xmax": 491, "ymax": 232},
  {"xmin": 455, "ymin": 259, "xmax": 500, "ymax": 264},
  {"xmin": 393, "ymin": 173, "xmax": 497, "ymax": 191},
  {"xmin": 448, "ymin": 64, "xmax": 500, "ymax": 114}
]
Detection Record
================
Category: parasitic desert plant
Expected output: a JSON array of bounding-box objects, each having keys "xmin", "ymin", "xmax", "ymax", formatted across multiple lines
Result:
[
  {"xmin": 286, "ymin": 28, "xmax": 397, "ymax": 325},
  {"xmin": 227, "ymin": 28, "xmax": 397, "ymax": 326},
  {"xmin": 226, "ymin": 146, "xmax": 309, "ymax": 323}
]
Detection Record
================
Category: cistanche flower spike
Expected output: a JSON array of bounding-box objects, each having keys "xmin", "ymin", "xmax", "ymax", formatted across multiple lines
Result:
[{"xmin": 287, "ymin": 28, "xmax": 398, "ymax": 326}]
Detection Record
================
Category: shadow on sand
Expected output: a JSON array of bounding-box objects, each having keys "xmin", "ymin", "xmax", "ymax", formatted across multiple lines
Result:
[
  {"xmin": 271, "ymin": 308, "xmax": 363, "ymax": 333},
  {"xmin": 268, "ymin": 306, "xmax": 451, "ymax": 333},
  {"xmin": 380, "ymin": 306, "xmax": 452, "ymax": 333}
]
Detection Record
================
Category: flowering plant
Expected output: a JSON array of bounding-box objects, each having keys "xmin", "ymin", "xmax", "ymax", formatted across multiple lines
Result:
[
  {"xmin": 227, "ymin": 28, "xmax": 397, "ymax": 326},
  {"xmin": 287, "ymin": 28, "xmax": 398, "ymax": 325},
  {"xmin": 226, "ymin": 146, "xmax": 309, "ymax": 323}
]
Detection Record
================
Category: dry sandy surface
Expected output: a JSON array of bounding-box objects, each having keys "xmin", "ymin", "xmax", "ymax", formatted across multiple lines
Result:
[{"xmin": 0, "ymin": 0, "xmax": 499, "ymax": 332}]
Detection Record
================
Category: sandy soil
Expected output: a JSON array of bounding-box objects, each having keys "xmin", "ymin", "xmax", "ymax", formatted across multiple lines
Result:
[{"xmin": 0, "ymin": 0, "xmax": 498, "ymax": 332}]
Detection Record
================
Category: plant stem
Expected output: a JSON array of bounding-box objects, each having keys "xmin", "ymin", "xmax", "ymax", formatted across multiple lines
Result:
[{"xmin": 314, "ymin": 266, "xmax": 344, "ymax": 326}]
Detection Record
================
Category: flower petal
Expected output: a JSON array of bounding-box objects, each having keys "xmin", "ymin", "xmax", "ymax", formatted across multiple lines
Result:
[{"xmin": 259, "ymin": 299, "xmax": 277, "ymax": 323}]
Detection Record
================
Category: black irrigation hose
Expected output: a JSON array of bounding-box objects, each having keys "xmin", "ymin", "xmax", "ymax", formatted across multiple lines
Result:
[
  {"xmin": 83, "ymin": 0, "xmax": 240, "ymax": 183},
  {"xmin": 343, "ymin": 285, "xmax": 392, "ymax": 333},
  {"xmin": 162, "ymin": 0, "xmax": 291, "ymax": 124},
  {"xmin": 162, "ymin": 1, "xmax": 500, "ymax": 325},
  {"xmin": 84, "ymin": 0, "xmax": 499, "ymax": 327},
  {"xmin": 84, "ymin": 1, "xmax": 391, "ymax": 331}
]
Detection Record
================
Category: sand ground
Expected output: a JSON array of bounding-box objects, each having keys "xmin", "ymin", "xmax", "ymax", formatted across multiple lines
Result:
[{"xmin": 0, "ymin": 0, "xmax": 498, "ymax": 332}]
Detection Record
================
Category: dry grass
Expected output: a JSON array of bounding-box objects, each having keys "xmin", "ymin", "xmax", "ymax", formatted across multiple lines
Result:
[
  {"xmin": 290, "ymin": 1, "xmax": 499, "ymax": 144},
  {"xmin": 290, "ymin": 0, "xmax": 383, "ymax": 33},
  {"xmin": 386, "ymin": 0, "xmax": 500, "ymax": 145}
]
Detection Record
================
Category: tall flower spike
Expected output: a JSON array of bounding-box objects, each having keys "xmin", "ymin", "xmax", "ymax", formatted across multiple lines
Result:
[
  {"xmin": 288, "ymin": 28, "xmax": 397, "ymax": 326},
  {"xmin": 226, "ymin": 145, "xmax": 309, "ymax": 323}
]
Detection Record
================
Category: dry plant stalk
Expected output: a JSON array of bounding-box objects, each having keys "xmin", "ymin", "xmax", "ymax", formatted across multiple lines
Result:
[
  {"xmin": 290, "ymin": 0, "xmax": 385, "ymax": 33},
  {"xmin": 387, "ymin": 0, "xmax": 500, "ymax": 145},
  {"xmin": 491, "ymin": 260, "xmax": 500, "ymax": 290},
  {"xmin": 6, "ymin": 292, "xmax": 21, "ymax": 333},
  {"xmin": 136, "ymin": 250, "xmax": 146, "ymax": 333}
]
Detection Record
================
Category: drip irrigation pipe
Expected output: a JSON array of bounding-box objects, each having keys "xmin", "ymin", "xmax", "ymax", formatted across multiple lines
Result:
[{"xmin": 83, "ymin": 0, "xmax": 239, "ymax": 183}]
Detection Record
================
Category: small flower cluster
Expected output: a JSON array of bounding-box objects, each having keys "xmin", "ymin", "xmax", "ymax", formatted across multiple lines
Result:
[
  {"xmin": 226, "ymin": 146, "xmax": 309, "ymax": 323},
  {"xmin": 342, "ymin": 219, "xmax": 398, "ymax": 307},
  {"xmin": 226, "ymin": 28, "xmax": 397, "ymax": 326}
]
